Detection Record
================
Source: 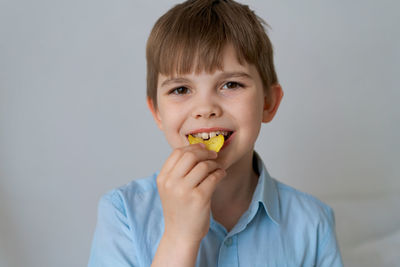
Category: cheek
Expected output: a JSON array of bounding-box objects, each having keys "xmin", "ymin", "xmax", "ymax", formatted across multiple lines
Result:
[
  {"xmin": 160, "ymin": 113, "xmax": 180, "ymax": 132},
  {"xmin": 235, "ymin": 94, "xmax": 264, "ymax": 137},
  {"xmin": 158, "ymin": 105, "xmax": 186, "ymax": 138},
  {"xmin": 236, "ymin": 94, "xmax": 264, "ymax": 122}
]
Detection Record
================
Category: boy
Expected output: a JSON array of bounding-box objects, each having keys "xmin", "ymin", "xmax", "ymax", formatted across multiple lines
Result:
[{"xmin": 89, "ymin": 0, "xmax": 343, "ymax": 266}]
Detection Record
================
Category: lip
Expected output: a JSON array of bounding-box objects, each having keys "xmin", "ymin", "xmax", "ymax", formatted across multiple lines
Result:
[
  {"xmin": 186, "ymin": 127, "xmax": 234, "ymax": 135},
  {"xmin": 220, "ymin": 131, "xmax": 235, "ymax": 150},
  {"xmin": 185, "ymin": 127, "xmax": 235, "ymax": 150}
]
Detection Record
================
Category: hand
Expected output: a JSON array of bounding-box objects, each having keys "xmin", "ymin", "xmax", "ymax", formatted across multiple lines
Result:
[{"xmin": 157, "ymin": 143, "xmax": 226, "ymax": 245}]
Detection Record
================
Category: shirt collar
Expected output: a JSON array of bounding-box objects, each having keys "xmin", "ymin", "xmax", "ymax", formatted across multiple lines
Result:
[{"xmin": 251, "ymin": 151, "xmax": 281, "ymax": 225}]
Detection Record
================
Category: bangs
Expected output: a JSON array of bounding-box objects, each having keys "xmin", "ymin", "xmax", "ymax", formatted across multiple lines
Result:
[{"xmin": 157, "ymin": 28, "xmax": 231, "ymax": 76}]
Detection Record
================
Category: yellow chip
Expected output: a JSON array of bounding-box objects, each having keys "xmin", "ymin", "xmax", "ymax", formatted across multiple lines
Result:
[{"xmin": 188, "ymin": 134, "xmax": 224, "ymax": 152}]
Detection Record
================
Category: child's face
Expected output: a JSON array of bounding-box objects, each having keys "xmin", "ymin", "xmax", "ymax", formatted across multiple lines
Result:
[{"xmin": 148, "ymin": 45, "xmax": 282, "ymax": 170}]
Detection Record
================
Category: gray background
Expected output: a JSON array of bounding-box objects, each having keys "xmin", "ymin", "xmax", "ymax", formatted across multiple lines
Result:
[{"xmin": 1, "ymin": 0, "xmax": 399, "ymax": 266}]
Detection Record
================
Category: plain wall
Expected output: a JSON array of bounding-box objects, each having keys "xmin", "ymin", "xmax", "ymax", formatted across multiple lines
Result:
[{"xmin": 1, "ymin": 0, "xmax": 399, "ymax": 266}]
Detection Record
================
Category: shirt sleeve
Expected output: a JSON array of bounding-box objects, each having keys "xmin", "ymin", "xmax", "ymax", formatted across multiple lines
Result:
[
  {"xmin": 88, "ymin": 190, "xmax": 139, "ymax": 267},
  {"xmin": 316, "ymin": 206, "xmax": 344, "ymax": 267}
]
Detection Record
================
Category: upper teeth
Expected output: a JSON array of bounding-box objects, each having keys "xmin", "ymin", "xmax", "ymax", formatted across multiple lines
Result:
[{"xmin": 192, "ymin": 131, "xmax": 229, "ymax": 140}]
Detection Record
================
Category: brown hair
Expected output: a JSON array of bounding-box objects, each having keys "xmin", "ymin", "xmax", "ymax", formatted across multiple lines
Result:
[{"xmin": 146, "ymin": 0, "xmax": 278, "ymax": 108}]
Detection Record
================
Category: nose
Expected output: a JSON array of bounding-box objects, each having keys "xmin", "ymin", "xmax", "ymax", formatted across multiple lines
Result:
[{"xmin": 191, "ymin": 99, "xmax": 222, "ymax": 119}]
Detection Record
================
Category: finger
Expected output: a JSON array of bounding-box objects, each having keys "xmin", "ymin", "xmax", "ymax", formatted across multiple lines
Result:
[
  {"xmin": 184, "ymin": 160, "xmax": 221, "ymax": 188},
  {"xmin": 170, "ymin": 144, "xmax": 217, "ymax": 180},
  {"xmin": 196, "ymin": 168, "xmax": 226, "ymax": 199},
  {"xmin": 160, "ymin": 144, "xmax": 210, "ymax": 173}
]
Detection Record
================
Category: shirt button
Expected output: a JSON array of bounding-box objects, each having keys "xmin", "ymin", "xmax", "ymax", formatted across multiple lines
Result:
[{"xmin": 224, "ymin": 237, "xmax": 233, "ymax": 247}]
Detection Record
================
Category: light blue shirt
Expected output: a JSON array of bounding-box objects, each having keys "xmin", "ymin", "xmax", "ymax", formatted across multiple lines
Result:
[{"xmin": 88, "ymin": 153, "xmax": 343, "ymax": 266}]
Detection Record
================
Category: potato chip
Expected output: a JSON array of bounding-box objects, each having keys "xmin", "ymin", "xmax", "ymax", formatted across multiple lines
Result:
[{"xmin": 188, "ymin": 134, "xmax": 224, "ymax": 152}]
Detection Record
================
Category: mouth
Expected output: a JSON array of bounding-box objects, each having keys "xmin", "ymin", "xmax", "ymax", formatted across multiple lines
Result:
[{"xmin": 186, "ymin": 129, "xmax": 234, "ymax": 141}]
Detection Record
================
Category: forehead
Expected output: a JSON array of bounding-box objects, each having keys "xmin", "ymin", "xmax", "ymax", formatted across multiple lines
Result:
[{"xmin": 157, "ymin": 45, "xmax": 255, "ymax": 85}]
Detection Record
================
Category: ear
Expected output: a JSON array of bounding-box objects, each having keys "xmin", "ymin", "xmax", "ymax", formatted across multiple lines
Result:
[
  {"xmin": 262, "ymin": 83, "xmax": 284, "ymax": 123},
  {"xmin": 146, "ymin": 98, "xmax": 163, "ymax": 130}
]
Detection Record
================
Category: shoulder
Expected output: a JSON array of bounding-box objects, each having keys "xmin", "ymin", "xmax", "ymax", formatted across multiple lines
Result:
[
  {"xmin": 104, "ymin": 172, "xmax": 158, "ymax": 200},
  {"xmin": 274, "ymin": 179, "xmax": 335, "ymax": 228},
  {"xmin": 108, "ymin": 172, "xmax": 158, "ymax": 201},
  {"xmin": 90, "ymin": 173, "xmax": 161, "ymax": 266},
  {"xmin": 98, "ymin": 172, "xmax": 161, "ymax": 222},
  {"xmin": 272, "ymin": 180, "xmax": 343, "ymax": 265},
  {"xmin": 273, "ymin": 179, "xmax": 341, "ymax": 258}
]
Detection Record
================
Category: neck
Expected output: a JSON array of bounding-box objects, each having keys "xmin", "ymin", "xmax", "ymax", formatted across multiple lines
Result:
[{"xmin": 211, "ymin": 151, "xmax": 259, "ymax": 230}]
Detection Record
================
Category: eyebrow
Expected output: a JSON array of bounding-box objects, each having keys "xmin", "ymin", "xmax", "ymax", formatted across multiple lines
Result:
[
  {"xmin": 219, "ymin": 71, "xmax": 253, "ymax": 81},
  {"xmin": 161, "ymin": 77, "xmax": 191, "ymax": 88},
  {"xmin": 160, "ymin": 71, "xmax": 253, "ymax": 88}
]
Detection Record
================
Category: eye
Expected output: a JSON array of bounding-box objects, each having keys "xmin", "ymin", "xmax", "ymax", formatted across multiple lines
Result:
[
  {"xmin": 169, "ymin": 86, "xmax": 190, "ymax": 95},
  {"xmin": 222, "ymin": 81, "xmax": 243, "ymax": 90}
]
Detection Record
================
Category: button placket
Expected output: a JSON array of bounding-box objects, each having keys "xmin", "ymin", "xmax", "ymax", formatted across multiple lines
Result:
[
  {"xmin": 224, "ymin": 237, "xmax": 233, "ymax": 247},
  {"xmin": 218, "ymin": 235, "xmax": 238, "ymax": 267}
]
